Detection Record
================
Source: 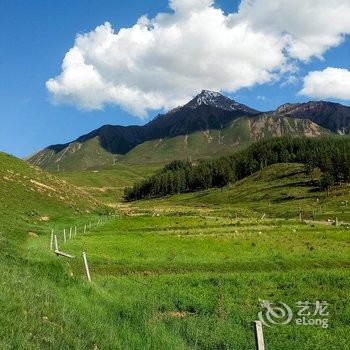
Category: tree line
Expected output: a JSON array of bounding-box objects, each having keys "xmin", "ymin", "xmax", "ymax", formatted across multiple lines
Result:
[{"xmin": 124, "ymin": 136, "xmax": 350, "ymax": 201}]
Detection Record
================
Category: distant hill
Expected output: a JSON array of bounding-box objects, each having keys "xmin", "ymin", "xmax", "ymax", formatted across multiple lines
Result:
[
  {"xmin": 144, "ymin": 162, "xmax": 350, "ymax": 222},
  {"xmin": 124, "ymin": 136, "xmax": 350, "ymax": 201},
  {"xmin": 28, "ymin": 90, "xmax": 348, "ymax": 171}
]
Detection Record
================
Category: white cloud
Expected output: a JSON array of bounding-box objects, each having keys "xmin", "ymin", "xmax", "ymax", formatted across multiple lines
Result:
[
  {"xmin": 47, "ymin": 0, "xmax": 350, "ymax": 117},
  {"xmin": 232, "ymin": 0, "xmax": 350, "ymax": 61},
  {"xmin": 300, "ymin": 67, "xmax": 350, "ymax": 100}
]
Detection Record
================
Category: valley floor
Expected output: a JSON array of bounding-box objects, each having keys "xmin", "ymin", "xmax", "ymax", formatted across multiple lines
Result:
[{"xmin": 25, "ymin": 211, "xmax": 350, "ymax": 349}]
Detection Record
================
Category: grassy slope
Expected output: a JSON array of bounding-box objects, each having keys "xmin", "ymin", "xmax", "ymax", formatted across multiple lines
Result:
[
  {"xmin": 0, "ymin": 152, "xmax": 107, "ymax": 241},
  {"xmin": 57, "ymin": 163, "xmax": 160, "ymax": 204},
  {"xmin": 28, "ymin": 137, "xmax": 118, "ymax": 172},
  {"xmin": 0, "ymin": 152, "xmax": 115, "ymax": 349},
  {"xmin": 26, "ymin": 163, "xmax": 349, "ymax": 349},
  {"xmin": 122, "ymin": 116, "xmax": 329, "ymax": 165},
  {"xmin": 121, "ymin": 130, "xmax": 237, "ymax": 164}
]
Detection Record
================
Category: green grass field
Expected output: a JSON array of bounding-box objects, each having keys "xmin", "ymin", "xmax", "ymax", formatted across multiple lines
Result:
[
  {"xmin": 1, "ymin": 153, "xmax": 349, "ymax": 349},
  {"xmin": 28, "ymin": 215, "xmax": 350, "ymax": 349}
]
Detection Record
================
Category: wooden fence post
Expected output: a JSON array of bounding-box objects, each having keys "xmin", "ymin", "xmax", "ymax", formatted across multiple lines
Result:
[
  {"xmin": 83, "ymin": 252, "xmax": 91, "ymax": 283},
  {"xmin": 50, "ymin": 229, "xmax": 54, "ymax": 250},
  {"xmin": 54, "ymin": 235, "xmax": 59, "ymax": 251},
  {"xmin": 254, "ymin": 321, "xmax": 265, "ymax": 350},
  {"xmin": 55, "ymin": 250, "xmax": 74, "ymax": 259},
  {"xmin": 74, "ymin": 226, "xmax": 77, "ymax": 236},
  {"xmin": 84, "ymin": 225, "xmax": 86, "ymax": 234},
  {"xmin": 69, "ymin": 227, "xmax": 72, "ymax": 239},
  {"xmin": 63, "ymin": 229, "xmax": 66, "ymax": 243}
]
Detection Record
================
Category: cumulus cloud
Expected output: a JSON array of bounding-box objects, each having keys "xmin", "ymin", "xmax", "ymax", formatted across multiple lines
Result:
[
  {"xmin": 300, "ymin": 67, "xmax": 350, "ymax": 100},
  {"xmin": 232, "ymin": 0, "xmax": 350, "ymax": 61},
  {"xmin": 47, "ymin": 0, "xmax": 350, "ymax": 117}
]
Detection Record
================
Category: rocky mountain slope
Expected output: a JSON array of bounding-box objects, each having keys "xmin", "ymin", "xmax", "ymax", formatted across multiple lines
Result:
[
  {"xmin": 123, "ymin": 115, "xmax": 328, "ymax": 164},
  {"xmin": 272, "ymin": 101, "xmax": 350, "ymax": 134}
]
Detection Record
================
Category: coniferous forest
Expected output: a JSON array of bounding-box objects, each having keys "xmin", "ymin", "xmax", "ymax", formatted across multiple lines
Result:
[{"xmin": 125, "ymin": 136, "xmax": 350, "ymax": 201}]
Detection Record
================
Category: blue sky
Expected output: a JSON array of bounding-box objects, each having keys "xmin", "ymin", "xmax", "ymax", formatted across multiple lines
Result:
[{"xmin": 1, "ymin": 0, "xmax": 349, "ymax": 158}]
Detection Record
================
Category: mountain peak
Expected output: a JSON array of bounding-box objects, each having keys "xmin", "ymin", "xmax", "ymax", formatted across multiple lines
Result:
[
  {"xmin": 199, "ymin": 89, "xmax": 222, "ymax": 98},
  {"xmin": 185, "ymin": 90, "xmax": 232, "ymax": 111},
  {"xmin": 184, "ymin": 90, "xmax": 259, "ymax": 114}
]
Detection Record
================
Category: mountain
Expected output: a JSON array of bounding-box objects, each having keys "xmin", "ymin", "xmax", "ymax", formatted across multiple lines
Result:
[
  {"xmin": 28, "ymin": 91, "xmax": 344, "ymax": 171},
  {"xmin": 270, "ymin": 101, "xmax": 350, "ymax": 134},
  {"xmin": 144, "ymin": 90, "xmax": 259, "ymax": 139}
]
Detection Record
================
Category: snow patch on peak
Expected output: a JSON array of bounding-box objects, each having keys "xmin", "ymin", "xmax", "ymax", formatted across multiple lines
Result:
[
  {"xmin": 184, "ymin": 89, "xmax": 259, "ymax": 114},
  {"xmin": 153, "ymin": 90, "xmax": 260, "ymax": 119},
  {"xmin": 186, "ymin": 90, "xmax": 235, "ymax": 111},
  {"xmin": 200, "ymin": 90, "xmax": 221, "ymax": 98}
]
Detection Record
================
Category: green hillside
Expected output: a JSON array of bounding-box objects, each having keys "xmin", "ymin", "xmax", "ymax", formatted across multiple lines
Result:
[
  {"xmin": 125, "ymin": 136, "xmax": 349, "ymax": 201},
  {"xmin": 124, "ymin": 115, "xmax": 328, "ymax": 164},
  {"xmin": 28, "ymin": 137, "xmax": 118, "ymax": 172},
  {"xmin": 0, "ymin": 152, "xmax": 114, "ymax": 348},
  {"xmin": 0, "ymin": 152, "xmax": 107, "ymax": 242},
  {"xmin": 121, "ymin": 127, "xmax": 242, "ymax": 165},
  {"xmin": 137, "ymin": 163, "xmax": 350, "ymax": 221}
]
